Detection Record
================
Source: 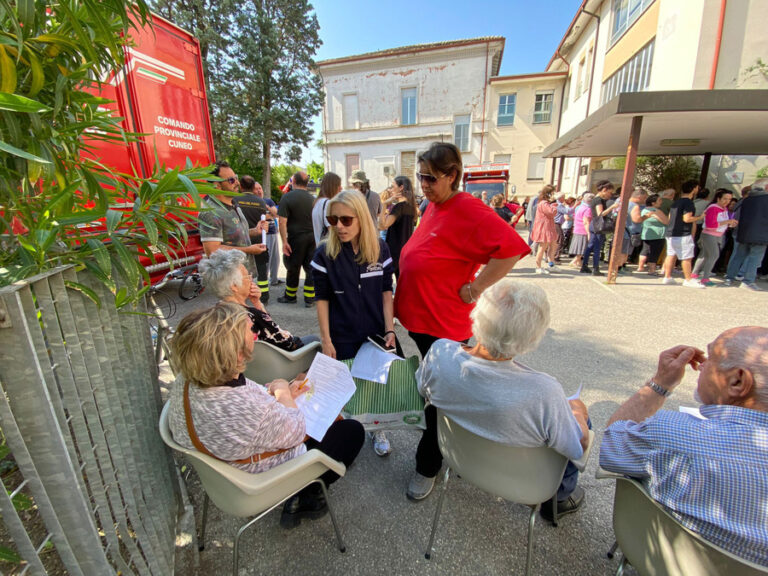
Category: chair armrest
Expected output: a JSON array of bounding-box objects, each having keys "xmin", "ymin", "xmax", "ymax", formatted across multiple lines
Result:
[
  {"xmin": 595, "ymin": 466, "xmax": 623, "ymax": 480},
  {"xmin": 265, "ymin": 340, "xmax": 322, "ymax": 361},
  {"xmin": 572, "ymin": 429, "xmax": 595, "ymax": 472}
]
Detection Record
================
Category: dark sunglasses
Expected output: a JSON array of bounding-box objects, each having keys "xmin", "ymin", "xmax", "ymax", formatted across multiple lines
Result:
[
  {"xmin": 225, "ymin": 176, "xmax": 238, "ymax": 184},
  {"xmin": 416, "ymin": 172, "xmax": 447, "ymax": 184},
  {"xmin": 327, "ymin": 215, "xmax": 356, "ymax": 227}
]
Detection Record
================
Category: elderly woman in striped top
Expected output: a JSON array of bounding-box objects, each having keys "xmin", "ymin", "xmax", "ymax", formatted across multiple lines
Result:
[{"xmin": 168, "ymin": 302, "xmax": 364, "ymax": 528}]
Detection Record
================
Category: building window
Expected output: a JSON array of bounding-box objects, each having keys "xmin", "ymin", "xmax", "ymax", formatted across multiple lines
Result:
[
  {"xmin": 342, "ymin": 93, "xmax": 358, "ymax": 130},
  {"xmin": 533, "ymin": 92, "xmax": 554, "ymax": 124},
  {"xmin": 493, "ymin": 154, "xmax": 511, "ymax": 164},
  {"xmin": 563, "ymin": 78, "xmax": 570, "ymax": 111},
  {"xmin": 497, "ymin": 94, "xmax": 516, "ymax": 126},
  {"xmin": 575, "ymin": 55, "xmax": 585, "ymax": 99},
  {"xmin": 601, "ymin": 39, "xmax": 654, "ymax": 105},
  {"xmin": 611, "ymin": 0, "xmax": 655, "ymax": 45},
  {"xmin": 527, "ymin": 153, "xmax": 545, "ymax": 180},
  {"xmin": 345, "ymin": 154, "xmax": 360, "ymax": 184},
  {"xmin": 401, "ymin": 88, "xmax": 417, "ymax": 125},
  {"xmin": 454, "ymin": 115, "xmax": 471, "ymax": 152},
  {"xmin": 584, "ymin": 45, "xmax": 594, "ymax": 93}
]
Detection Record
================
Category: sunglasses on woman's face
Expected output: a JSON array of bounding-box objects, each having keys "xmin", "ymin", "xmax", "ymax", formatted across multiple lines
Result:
[
  {"xmin": 327, "ymin": 215, "xmax": 356, "ymax": 227},
  {"xmin": 416, "ymin": 172, "xmax": 447, "ymax": 184}
]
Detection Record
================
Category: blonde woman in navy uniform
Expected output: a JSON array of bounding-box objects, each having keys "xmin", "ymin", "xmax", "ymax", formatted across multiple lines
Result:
[{"xmin": 311, "ymin": 190, "xmax": 399, "ymax": 457}]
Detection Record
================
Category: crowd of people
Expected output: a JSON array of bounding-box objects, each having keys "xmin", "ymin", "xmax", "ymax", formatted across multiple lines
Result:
[{"xmin": 172, "ymin": 143, "xmax": 766, "ymax": 566}]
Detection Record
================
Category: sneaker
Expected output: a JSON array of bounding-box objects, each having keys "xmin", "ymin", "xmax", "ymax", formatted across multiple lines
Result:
[
  {"xmin": 372, "ymin": 431, "xmax": 392, "ymax": 457},
  {"xmin": 539, "ymin": 486, "xmax": 585, "ymax": 523},
  {"xmin": 304, "ymin": 299, "xmax": 315, "ymax": 308},
  {"xmin": 277, "ymin": 295, "xmax": 297, "ymax": 304},
  {"xmin": 683, "ymin": 279, "xmax": 705, "ymax": 289},
  {"xmin": 690, "ymin": 273, "xmax": 700, "ymax": 280},
  {"xmin": 740, "ymin": 282, "xmax": 762, "ymax": 292},
  {"xmin": 700, "ymin": 278, "xmax": 714, "ymax": 286},
  {"xmin": 280, "ymin": 486, "xmax": 328, "ymax": 529},
  {"xmin": 547, "ymin": 261, "xmax": 555, "ymax": 268},
  {"xmin": 406, "ymin": 472, "xmax": 436, "ymax": 501},
  {"xmin": 271, "ymin": 279, "xmax": 285, "ymax": 286},
  {"xmin": 535, "ymin": 267, "xmax": 544, "ymax": 274},
  {"xmin": 579, "ymin": 267, "xmax": 591, "ymax": 274},
  {"xmin": 722, "ymin": 279, "xmax": 733, "ymax": 287},
  {"xmin": 661, "ymin": 277, "xmax": 676, "ymax": 285},
  {"xmin": 736, "ymin": 274, "xmax": 745, "ymax": 281},
  {"xmin": 592, "ymin": 269, "xmax": 604, "ymax": 276}
]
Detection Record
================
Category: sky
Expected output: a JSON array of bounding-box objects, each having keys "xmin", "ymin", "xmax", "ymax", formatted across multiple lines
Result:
[{"xmin": 299, "ymin": 0, "xmax": 579, "ymax": 165}]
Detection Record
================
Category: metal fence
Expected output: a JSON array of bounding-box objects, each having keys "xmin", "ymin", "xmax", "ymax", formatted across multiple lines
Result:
[{"xmin": 0, "ymin": 266, "xmax": 180, "ymax": 575}]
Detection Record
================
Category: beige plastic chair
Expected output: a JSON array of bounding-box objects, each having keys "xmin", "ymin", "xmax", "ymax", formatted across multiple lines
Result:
[
  {"xmin": 243, "ymin": 340, "xmax": 321, "ymax": 384},
  {"xmin": 158, "ymin": 403, "xmax": 347, "ymax": 575},
  {"xmin": 612, "ymin": 477, "xmax": 768, "ymax": 576},
  {"xmin": 425, "ymin": 409, "xmax": 594, "ymax": 576}
]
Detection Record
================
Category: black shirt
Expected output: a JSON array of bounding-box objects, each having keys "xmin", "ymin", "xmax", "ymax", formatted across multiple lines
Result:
[
  {"xmin": 234, "ymin": 193, "xmax": 269, "ymax": 228},
  {"xmin": 666, "ymin": 197, "xmax": 695, "ymax": 237},
  {"xmin": 277, "ymin": 188, "xmax": 314, "ymax": 238},
  {"xmin": 589, "ymin": 196, "xmax": 607, "ymax": 233},
  {"xmin": 385, "ymin": 201, "xmax": 416, "ymax": 272}
]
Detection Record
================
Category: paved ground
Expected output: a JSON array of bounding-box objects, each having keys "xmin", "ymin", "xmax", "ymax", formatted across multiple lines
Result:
[{"xmin": 155, "ymin": 244, "xmax": 766, "ymax": 576}]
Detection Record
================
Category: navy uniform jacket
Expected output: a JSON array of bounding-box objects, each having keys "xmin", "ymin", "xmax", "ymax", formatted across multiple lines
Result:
[{"xmin": 311, "ymin": 239, "xmax": 393, "ymax": 346}]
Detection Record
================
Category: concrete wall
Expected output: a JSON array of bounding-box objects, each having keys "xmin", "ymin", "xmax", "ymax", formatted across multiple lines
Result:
[
  {"xmin": 319, "ymin": 42, "xmax": 500, "ymax": 193},
  {"xmin": 485, "ymin": 75, "xmax": 565, "ymax": 198}
]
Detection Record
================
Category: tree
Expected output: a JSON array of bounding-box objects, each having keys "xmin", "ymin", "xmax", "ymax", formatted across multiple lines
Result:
[
  {"xmin": 306, "ymin": 161, "xmax": 324, "ymax": 183},
  {"xmin": 613, "ymin": 156, "xmax": 700, "ymax": 193},
  {"xmin": 151, "ymin": 0, "xmax": 324, "ymax": 196},
  {"xmin": 1, "ymin": 1, "xmax": 219, "ymax": 304}
]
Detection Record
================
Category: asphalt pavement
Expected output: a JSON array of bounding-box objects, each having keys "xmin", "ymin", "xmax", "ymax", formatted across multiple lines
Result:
[{"xmin": 155, "ymin": 246, "xmax": 767, "ymax": 576}]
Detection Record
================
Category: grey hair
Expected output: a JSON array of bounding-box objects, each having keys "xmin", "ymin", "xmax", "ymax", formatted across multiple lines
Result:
[
  {"xmin": 582, "ymin": 193, "xmax": 595, "ymax": 203},
  {"xmin": 198, "ymin": 250, "xmax": 246, "ymax": 299},
  {"xmin": 631, "ymin": 187, "xmax": 647, "ymax": 199},
  {"xmin": 717, "ymin": 327, "xmax": 768, "ymax": 405},
  {"xmin": 470, "ymin": 279, "xmax": 550, "ymax": 359}
]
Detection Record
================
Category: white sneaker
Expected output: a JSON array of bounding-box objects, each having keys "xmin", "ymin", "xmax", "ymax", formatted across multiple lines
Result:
[
  {"xmin": 740, "ymin": 282, "xmax": 762, "ymax": 292},
  {"xmin": 535, "ymin": 268, "xmax": 543, "ymax": 274},
  {"xmin": 372, "ymin": 431, "xmax": 392, "ymax": 456},
  {"xmin": 661, "ymin": 277, "xmax": 676, "ymax": 285},
  {"xmin": 683, "ymin": 279, "xmax": 705, "ymax": 289},
  {"xmin": 406, "ymin": 472, "xmax": 436, "ymax": 501}
]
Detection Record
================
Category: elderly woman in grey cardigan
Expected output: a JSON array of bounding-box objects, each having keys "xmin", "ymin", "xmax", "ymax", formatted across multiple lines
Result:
[
  {"xmin": 199, "ymin": 250, "xmax": 318, "ymax": 351},
  {"xmin": 412, "ymin": 279, "xmax": 591, "ymax": 521}
]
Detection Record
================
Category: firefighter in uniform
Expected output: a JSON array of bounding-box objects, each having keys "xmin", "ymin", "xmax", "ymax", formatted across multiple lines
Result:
[
  {"xmin": 234, "ymin": 175, "xmax": 272, "ymax": 304},
  {"xmin": 277, "ymin": 171, "xmax": 316, "ymax": 307}
]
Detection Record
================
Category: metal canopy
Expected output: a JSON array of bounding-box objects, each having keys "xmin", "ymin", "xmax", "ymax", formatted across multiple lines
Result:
[{"xmin": 543, "ymin": 90, "xmax": 768, "ymax": 158}]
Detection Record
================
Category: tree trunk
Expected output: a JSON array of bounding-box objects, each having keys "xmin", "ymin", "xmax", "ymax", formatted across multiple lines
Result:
[{"xmin": 262, "ymin": 138, "xmax": 271, "ymax": 199}]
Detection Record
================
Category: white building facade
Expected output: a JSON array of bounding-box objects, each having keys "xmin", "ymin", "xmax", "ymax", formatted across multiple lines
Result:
[
  {"xmin": 316, "ymin": 38, "xmax": 504, "ymax": 193},
  {"xmin": 546, "ymin": 0, "xmax": 768, "ymax": 196}
]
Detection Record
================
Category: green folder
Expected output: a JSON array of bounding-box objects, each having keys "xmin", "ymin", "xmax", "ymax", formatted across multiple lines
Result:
[{"xmin": 342, "ymin": 355, "xmax": 426, "ymax": 430}]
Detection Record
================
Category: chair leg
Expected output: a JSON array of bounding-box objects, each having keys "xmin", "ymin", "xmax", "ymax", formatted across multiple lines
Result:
[
  {"xmin": 315, "ymin": 479, "xmax": 346, "ymax": 553},
  {"xmin": 424, "ymin": 467, "xmax": 451, "ymax": 560},
  {"xmin": 607, "ymin": 539, "xmax": 619, "ymax": 559},
  {"xmin": 616, "ymin": 554, "xmax": 629, "ymax": 576},
  {"xmin": 232, "ymin": 507, "xmax": 275, "ymax": 576},
  {"xmin": 199, "ymin": 494, "xmax": 209, "ymax": 552},
  {"xmin": 525, "ymin": 504, "xmax": 539, "ymax": 576}
]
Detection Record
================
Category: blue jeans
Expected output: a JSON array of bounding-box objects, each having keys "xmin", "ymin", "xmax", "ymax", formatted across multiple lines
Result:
[
  {"xmin": 583, "ymin": 233, "xmax": 604, "ymax": 270},
  {"xmin": 726, "ymin": 242, "xmax": 767, "ymax": 284}
]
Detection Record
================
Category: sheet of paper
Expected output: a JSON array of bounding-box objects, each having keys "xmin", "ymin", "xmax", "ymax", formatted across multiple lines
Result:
[
  {"xmin": 260, "ymin": 215, "xmax": 267, "ymax": 245},
  {"xmin": 679, "ymin": 406, "xmax": 706, "ymax": 420},
  {"xmin": 567, "ymin": 383, "xmax": 584, "ymax": 401},
  {"xmin": 295, "ymin": 353, "xmax": 357, "ymax": 440},
  {"xmin": 350, "ymin": 342, "xmax": 398, "ymax": 384}
]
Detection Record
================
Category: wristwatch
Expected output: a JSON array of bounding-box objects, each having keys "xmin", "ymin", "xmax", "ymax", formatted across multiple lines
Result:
[{"xmin": 645, "ymin": 379, "xmax": 671, "ymax": 397}]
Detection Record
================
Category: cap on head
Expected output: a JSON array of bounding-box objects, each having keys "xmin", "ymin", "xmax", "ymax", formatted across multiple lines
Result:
[{"xmin": 349, "ymin": 170, "xmax": 369, "ymax": 185}]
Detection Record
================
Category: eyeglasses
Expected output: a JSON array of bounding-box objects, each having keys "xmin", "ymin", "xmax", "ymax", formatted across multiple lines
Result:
[
  {"xmin": 225, "ymin": 177, "xmax": 238, "ymax": 185},
  {"xmin": 416, "ymin": 172, "xmax": 448, "ymax": 184},
  {"xmin": 327, "ymin": 215, "xmax": 356, "ymax": 227}
]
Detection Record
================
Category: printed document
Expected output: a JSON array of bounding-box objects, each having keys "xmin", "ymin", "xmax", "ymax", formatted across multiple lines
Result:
[
  {"xmin": 295, "ymin": 353, "xmax": 357, "ymax": 440},
  {"xmin": 350, "ymin": 342, "xmax": 398, "ymax": 384}
]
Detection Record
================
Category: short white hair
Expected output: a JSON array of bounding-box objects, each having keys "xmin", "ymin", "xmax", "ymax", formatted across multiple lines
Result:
[
  {"xmin": 471, "ymin": 279, "xmax": 550, "ymax": 359},
  {"xmin": 716, "ymin": 327, "xmax": 768, "ymax": 405},
  {"xmin": 198, "ymin": 250, "xmax": 246, "ymax": 299}
]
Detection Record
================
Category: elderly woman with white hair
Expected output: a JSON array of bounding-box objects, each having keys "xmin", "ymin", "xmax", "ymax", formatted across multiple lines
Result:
[
  {"xmin": 199, "ymin": 250, "xmax": 318, "ymax": 351},
  {"xmin": 417, "ymin": 279, "xmax": 591, "ymax": 520}
]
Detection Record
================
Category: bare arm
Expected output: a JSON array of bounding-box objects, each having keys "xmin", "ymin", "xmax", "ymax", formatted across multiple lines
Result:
[
  {"xmin": 316, "ymin": 299, "xmax": 335, "ymax": 359},
  {"xmin": 382, "ymin": 291, "xmax": 395, "ymax": 348},
  {"xmin": 267, "ymin": 379, "xmax": 298, "ymax": 409},
  {"xmin": 279, "ymin": 217, "xmax": 291, "ymax": 256},
  {"xmin": 606, "ymin": 345, "xmax": 706, "ymax": 426},
  {"xmin": 202, "ymin": 240, "xmax": 265, "ymax": 255},
  {"xmin": 459, "ymin": 255, "xmax": 522, "ymax": 304},
  {"xmin": 651, "ymin": 210, "xmax": 669, "ymax": 225}
]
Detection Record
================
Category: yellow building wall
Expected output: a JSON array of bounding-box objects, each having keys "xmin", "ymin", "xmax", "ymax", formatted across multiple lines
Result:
[{"xmin": 602, "ymin": 0, "xmax": 660, "ymax": 81}]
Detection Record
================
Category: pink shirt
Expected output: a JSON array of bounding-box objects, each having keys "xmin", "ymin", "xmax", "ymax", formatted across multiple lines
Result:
[
  {"xmin": 702, "ymin": 204, "xmax": 729, "ymax": 237},
  {"xmin": 574, "ymin": 204, "xmax": 591, "ymax": 235}
]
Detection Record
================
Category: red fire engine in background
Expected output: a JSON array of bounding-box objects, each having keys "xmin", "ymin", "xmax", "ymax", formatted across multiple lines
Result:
[
  {"xmin": 84, "ymin": 13, "xmax": 215, "ymax": 287},
  {"xmin": 462, "ymin": 163, "xmax": 511, "ymax": 203}
]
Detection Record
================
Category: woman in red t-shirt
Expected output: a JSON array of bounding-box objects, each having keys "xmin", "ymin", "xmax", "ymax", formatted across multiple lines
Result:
[{"xmin": 393, "ymin": 142, "xmax": 530, "ymax": 502}]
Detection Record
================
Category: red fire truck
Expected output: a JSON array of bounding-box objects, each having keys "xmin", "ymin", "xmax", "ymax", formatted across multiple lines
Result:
[
  {"xmin": 84, "ymin": 13, "xmax": 215, "ymax": 288},
  {"xmin": 462, "ymin": 163, "xmax": 511, "ymax": 203}
]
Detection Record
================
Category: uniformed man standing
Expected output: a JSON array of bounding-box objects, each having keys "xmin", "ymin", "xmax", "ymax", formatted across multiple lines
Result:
[
  {"xmin": 234, "ymin": 175, "xmax": 273, "ymax": 304},
  {"xmin": 278, "ymin": 171, "xmax": 316, "ymax": 307}
]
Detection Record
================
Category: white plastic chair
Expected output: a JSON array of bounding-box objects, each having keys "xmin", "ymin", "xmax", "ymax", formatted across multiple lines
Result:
[
  {"xmin": 243, "ymin": 340, "xmax": 321, "ymax": 384},
  {"xmin": 611, "ymin": 477, "xmax": 768, "ymax": 576},
  {"xmin": 158, "ymin": 402, "xmax": 347, "ymax": 575},
  {"xmin": 425, "ymin": 409, "xmax": 594, "ymax": 576}
]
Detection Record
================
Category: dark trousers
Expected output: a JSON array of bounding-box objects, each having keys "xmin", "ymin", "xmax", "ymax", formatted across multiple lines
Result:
[
  {"xmin": 408, "ymin": 331, "xmax": 456, "ymax": 478},
  {"xmin": 283, "ymin": 233, "xmax": 315, "ymax": 302},
  {"xmin": 253, "ymin": 252, "xmax": 270, "ymax": 303},
  {"xmin": 305, "ymin": 418, "xmax": 365, "ymax": 486},
  {"xmin": 583, "ymin": 233, "xmax": 604, "ymax": 270},
  {"xmin": 554, "ymin": 223, "xmax": 565, "ymax": 260}
]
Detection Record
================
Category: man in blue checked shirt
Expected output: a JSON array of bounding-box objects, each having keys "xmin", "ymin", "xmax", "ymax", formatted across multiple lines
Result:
[{"xmin": 600, "ymin": 326, "xmax": 768, "ymax": 567}]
